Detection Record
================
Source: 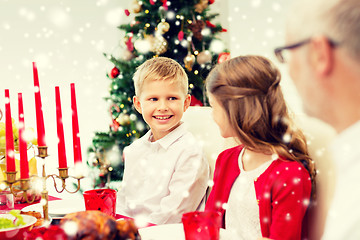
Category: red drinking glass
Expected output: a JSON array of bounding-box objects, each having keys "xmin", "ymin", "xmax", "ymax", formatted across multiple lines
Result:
[
  {"xmin": 182, "ymin": 210, "xmax": 222, "ymax": 240},
  {"xmin": 83, "ymin": 189, "xmax": 117, "ymax": 217}
]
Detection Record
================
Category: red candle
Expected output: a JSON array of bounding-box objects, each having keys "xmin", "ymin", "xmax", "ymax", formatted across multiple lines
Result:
[
  {"xmin": 4, "ymin": 89, "xmax": 15, "ymax": 172},
  {"xmin": 55, "ymin": 86, "xmax": 67, "ymax": 169},
  {"xmin": 70, "ymin": 83, "xmax": 82, "ymax": 164},
  {"xmin": 33, "ymin": 62, "xmax": 46, "ymax": 146},
  {"xmin": 18, "ymin": 93, "xmax": 29, "ymax": 179}
]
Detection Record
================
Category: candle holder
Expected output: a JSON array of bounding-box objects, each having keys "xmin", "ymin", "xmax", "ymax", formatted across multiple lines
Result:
[{"xmin": 1, "ymin": 145, "xmax": 83, "ymax": 221}]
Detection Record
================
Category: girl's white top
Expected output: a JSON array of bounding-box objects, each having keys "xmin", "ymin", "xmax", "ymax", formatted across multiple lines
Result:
[{"xmin": 225, "ymin": 148, "xmax": 273, "ymax": 240}]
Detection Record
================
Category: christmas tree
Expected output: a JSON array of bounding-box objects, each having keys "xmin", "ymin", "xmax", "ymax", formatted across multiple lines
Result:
[{"xmin": 87, "ymin": 0, "xmax": 229, "ymax": 188}]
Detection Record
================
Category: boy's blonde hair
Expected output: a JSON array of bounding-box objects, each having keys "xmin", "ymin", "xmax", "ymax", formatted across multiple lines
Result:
[{"xmin": 133, "ymin": 57, "xmax": 188, "ymax": 96}]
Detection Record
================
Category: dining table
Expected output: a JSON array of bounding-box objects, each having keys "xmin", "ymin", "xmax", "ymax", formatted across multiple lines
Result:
[
  {"xmin": 0, "ymin": 197, "xmax": 229, "ymax": 239},
  {"xmin": 0, "ymin": 195, "xmax": 154, "ymax": 227}
]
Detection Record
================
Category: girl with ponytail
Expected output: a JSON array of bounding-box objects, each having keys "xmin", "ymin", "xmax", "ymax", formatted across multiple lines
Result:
[{"xmin": 205, "ymin": 55, "xmax": 315, "ymax": 240}]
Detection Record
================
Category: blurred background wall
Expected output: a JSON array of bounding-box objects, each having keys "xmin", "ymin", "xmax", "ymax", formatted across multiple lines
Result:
[{"xmin": 0, "ymin": 0, "xmax": 301, "ymax": 194}]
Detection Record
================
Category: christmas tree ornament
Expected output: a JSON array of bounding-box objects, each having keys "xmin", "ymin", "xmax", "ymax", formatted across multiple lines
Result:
[
  {"xmin": 111, "ymin": 119, "xmax": 120, "ymax": 131},
  {"xmin": 116, "ymin": 113, "xmax": 131, "ymax": 126},
  {"xmin": 190, "ymin": 95, "xmax": 204, "ymax": 106},
  {"xmin": 201, "ymin": 27, "xmax": 211, "ymax": 37},
  {"xmin": 157, "ymin": 21, "xmax": 170, "ymax": 34},
  {"xmin": 210, "ymin": 39, "xmax": 225, "ymax": 53},
  {"xmin": 134, "ymin": 37, "xmax": 152, "ymax": 53},
  {"xmin": 122, "ymin": 49, "xmax": 134, "ymax": 61},
  {"xmin": 194, "ymin": 0, "xmax": 209, "ymax": 13},
  {"xmin": 124, "ymin": 9, "xmax": 130, "ymax": 16},
  {"xmin": 88, "ymin": 152, "xmax": 98, "ymax": 166},
  {"xmin": 184, "ymin": 52, "xmax": 196, "ymax": 71},
  {"xmin": 197, "ymin": 50, "xmax": 212, "ymax": 64},
  {"xmin": 218, "ymin": 52, "xmax": 231, "ymax": 63},
  {"xmin": 188, "ymin": 20, "xmax": 205, "ymax": 41},
  {"xmin": 126, "ymin": 36, "xmax": 134, "ymax": 52},
  {"xmin": 178, "ymin": 30, "xmax": 184, "ymax": 41},
  {"xmin": 162, "ymin": 0, "xmax": 168, "ymax": 10},
  {"xmin": 99, "ymin": 163, "xmax": 110, "ymax": 177},
  {"xmin": 151, "ymin": 35, "xmax": 168, "ymax": 55},
  {"xmin": 130, "ymin": 0, "xmax": 142, "ymax": 13},
  {"xmin": 178, "ymin": 17, "xmax": 185, "ymax": 41},
  {"xmin": 109, "ymin": 67, "xmax": 120, "ymax": 79},
  {"xmin": 209, "ymin": 0, "xmax": 215, "ymax": 4}
]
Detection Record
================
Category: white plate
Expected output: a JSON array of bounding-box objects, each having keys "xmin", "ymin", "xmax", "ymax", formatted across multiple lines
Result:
[
  {"xmin": 0, "ymin": 214, "xmax": 37, "ymax": 232},
  {"xmin": 139, "ymin": 223, "xmax": 229, "ymax": 240},
  {"xmin": 21, "ymin": 199, "xmax": 85, "ymax": 218}
]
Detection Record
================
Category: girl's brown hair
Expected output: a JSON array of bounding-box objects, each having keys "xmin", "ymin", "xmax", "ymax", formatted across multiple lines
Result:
[{"xmin": 206, "ymin": 55, "xmax": 316, "ymax": 187}]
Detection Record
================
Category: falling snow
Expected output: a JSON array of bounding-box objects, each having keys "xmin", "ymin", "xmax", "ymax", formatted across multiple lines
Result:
[{"xmin": 0, "ymin": 2, "xmax": 330, "ymax": 215}]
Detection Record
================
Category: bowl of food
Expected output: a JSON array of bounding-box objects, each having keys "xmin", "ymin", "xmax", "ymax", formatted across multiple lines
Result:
[{"xmin": 0, "ymin": 210, "xmax": 37, "ymax": 240}]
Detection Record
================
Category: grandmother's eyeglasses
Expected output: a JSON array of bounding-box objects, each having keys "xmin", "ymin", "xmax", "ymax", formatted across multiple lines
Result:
[{"xmin": 274, "ymin": 38, "xmax": 338, "ymax": 63}]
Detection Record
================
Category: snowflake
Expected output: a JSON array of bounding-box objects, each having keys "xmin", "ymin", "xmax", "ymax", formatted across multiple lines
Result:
[
  {"xmin": 63, "ymin": 220, "xmax": 78, "ymax": 237},
  {"xmin": 209, "ymin": 40, "xmax": 225, "ymax": 54},
  {"xmin": 215, "ymin": 201, "xmax": 222, "ymax": 208},
  {"xmin": 49, "ymin": 8, "xmax": 71, "ymax": 28},
  {"xmin": 182, "ymin": 190, "xmax": 190, "ymax": 198},
  {"xmin": 222, "ymin": 203, "xmax": 228, "ymax": 210},
  {"xmin": 105, "ymin": 8, "xmax": 124, "ymax": 26},
  {"xmin": 272, "ymin": 3, "xmax": 282, "ymax": 12},
  {"xmin": 293, "ymin": 177, "xmax": 301, "ymax": 184},
  {"xmin": 208, "ymin": 180, "xmax": 214, "ymax": 187},
  {"xmin": 251, "ymin": 0, "xmax": 262, "ymax": 8},
  {"xmin": 134, "ymin": 214, "xmax": 150, "ymax": 228}
]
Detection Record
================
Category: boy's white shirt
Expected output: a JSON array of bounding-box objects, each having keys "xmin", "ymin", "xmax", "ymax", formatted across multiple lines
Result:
[{"xmin": 116, "ymin": 122, "xmax": 209, "ymax": 224}]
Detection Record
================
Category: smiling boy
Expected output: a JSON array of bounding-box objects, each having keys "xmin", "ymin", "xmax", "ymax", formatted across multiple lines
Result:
[{"xmin": 116, "ymin": 57, "xmax": 209, "ymax": 224}]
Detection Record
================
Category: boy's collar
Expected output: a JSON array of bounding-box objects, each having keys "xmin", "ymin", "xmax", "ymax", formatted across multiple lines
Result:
[{"xmin": 147, "ymin": 122, "xmax": 186, "ymax": 150}]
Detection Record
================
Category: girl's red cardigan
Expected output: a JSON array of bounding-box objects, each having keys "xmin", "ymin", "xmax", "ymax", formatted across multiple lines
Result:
[{"xmin": 205, "ymin": 145, "xmax": 311, "ymax": 240}]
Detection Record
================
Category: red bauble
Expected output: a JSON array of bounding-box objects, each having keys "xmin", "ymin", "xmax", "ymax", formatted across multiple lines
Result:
[
  {"xmin": 178, "ymin": 30, "xmax": 184, "ymax": 41},
  {"xmin": 209, "ymin": 0, "xmax": 215, "ymax": 4},
  {"xmin": 162, "ymin": 0, "xmax": 168, "ymax": 10},
  {"xmin": 190, "ymin": 95, "xmax": 204, "ymax": 106},
  {"xmin": 124, "ymin": 9, "xmax": 130, "ymax": 16},
  {"xmin": 111, "ymin": 119, "xmax": 120, "ymax": 131},
  {"xmin": 110, "ymin": 67, "xmax": 120, "ymax": 79},
  {"xmin": 218, "ymin": 52, "xmax": 231, "ymax": 63},
  {"xmin": 126, "ymin": 36, "xmax": 134, "ymax": 52}
]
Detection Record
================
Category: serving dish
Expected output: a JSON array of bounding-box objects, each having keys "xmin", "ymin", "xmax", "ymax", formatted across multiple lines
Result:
[{"xmin": 0, "ymin": 213, "xmax": 37, "ymax": 240}]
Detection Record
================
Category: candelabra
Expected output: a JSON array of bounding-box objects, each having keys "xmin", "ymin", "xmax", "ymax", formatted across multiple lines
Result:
[{"xmin": 3, "ymin": 146, "xmax": 83, "ymax": 221}]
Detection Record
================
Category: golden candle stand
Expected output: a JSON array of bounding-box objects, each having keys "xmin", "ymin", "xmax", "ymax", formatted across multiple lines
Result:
[{"xmin": 2, "ymin": 145, "xmax": 83, "ymax": 221}]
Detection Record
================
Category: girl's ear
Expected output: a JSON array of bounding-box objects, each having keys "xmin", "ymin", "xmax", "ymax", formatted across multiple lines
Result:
[
  {"xmin": 183, "ymin": 94, "xmax": 191, "ymax": 112},
  {"xmin": 133, "ymin": 96, "xmax": 142, "ymax": 114}
]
